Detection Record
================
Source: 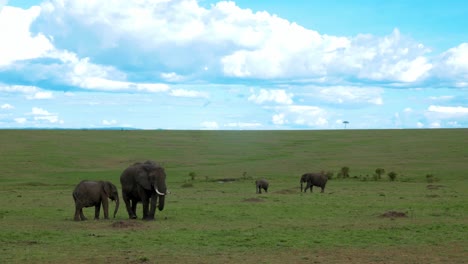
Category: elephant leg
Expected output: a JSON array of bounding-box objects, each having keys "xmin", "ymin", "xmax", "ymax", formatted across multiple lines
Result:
[
  {"xmin": 141, "ymin": 196, "xmax": 150, "ymax": 220},
  {"xmin": 94, "ymin": 204, "xmax": 101, "ymax": 220},
  {"xmin": 74, "ymin": 205, "xmax": 82, "ymax": 221},
  {"xmin": 79, "ymin": 208, "xmax": 87, "ymax": 221},
  {"xmin": 131, "ymin": 200, "xmax": 138, "ymax": 219},
  {"xmin": 147, "ymin": 194, "xmax": 157, "ymax": 220},
  {"xmin": 102, "ymin": 199, "xmax": 109, "ymax": 219},
  {"xmin": 122, "ymin": 193, "xmax": 137, "ymax": 219},
  {"xmin": 320, "ymin": 186, "xmax": 325, "ymax": 193}
]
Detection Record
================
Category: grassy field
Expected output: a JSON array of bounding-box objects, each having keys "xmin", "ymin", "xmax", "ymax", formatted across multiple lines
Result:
[{"xmin": 0, "ymin": 129, "xmax": 467, "ymax": 263}]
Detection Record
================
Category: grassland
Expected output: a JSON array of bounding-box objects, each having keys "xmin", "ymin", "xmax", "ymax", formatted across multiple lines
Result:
[{"xmin": 0, "ymin": 129, "xmax": 467, "ymax": 263}]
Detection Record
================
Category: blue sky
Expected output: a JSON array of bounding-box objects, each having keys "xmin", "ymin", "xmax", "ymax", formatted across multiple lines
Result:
[{"xmin": 1, "ymin": 0, "xmax": 467, "ymax": 129}]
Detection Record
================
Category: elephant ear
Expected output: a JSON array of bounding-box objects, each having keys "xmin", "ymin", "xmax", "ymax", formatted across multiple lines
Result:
[
  {"xmin": 135, "ymin": 169, "xmax": 152, "ymax": 190},
  {"xmin": 102, "ymin": 181, "xmax": 113, "ymax": 198}
]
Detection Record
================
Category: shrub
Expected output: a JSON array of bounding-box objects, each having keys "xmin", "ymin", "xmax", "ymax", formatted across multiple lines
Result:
[
  {"xmin": 189, "ymin": 172, "xmax": 196, "ymax": 181},
  {"xmin": 324, "ymin": 171, "xmax": 334, "ymax": 180},
  {"xmin": 375, "ymin": 168, "xmax": 385, "ymax": 179},
  {"xmin": 426, "ymin": 174, "xmax": 439, "ymax": 183},
  {"xmin": 340, "ymin": 166, "xmax": 350, "ymax": 178},
  {"xmin": 388, "ymin": 171, "xmax": 397, "ymax": 181}
]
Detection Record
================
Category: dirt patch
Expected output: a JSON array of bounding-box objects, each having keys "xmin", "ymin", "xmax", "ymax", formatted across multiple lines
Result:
[
  {"xmin": 216, "ymin": 178, "xmax": 237, "ymax": 183},
  {"xmin": 111, "ymin": 220, "xmax": 144, "ymax": 229},
  {"xmin": 427, "ymin": 184, "xmax": 444, "ymax": 190},
  {"xmin": 242, "ymin": 198, "xmax": 264, "ymax": 203},
  {"xmin": 380, "ymin": 211, "xmax": 407, "ymax": 218},
  {"xmin": 274, "ymin": 188, "xmax": 297, "ymax": 194}
]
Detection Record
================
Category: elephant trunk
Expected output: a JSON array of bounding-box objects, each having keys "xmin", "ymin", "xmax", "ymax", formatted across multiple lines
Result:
[
  {"xmin": 158, "ymin": 195, "xmax": 165, "ymax": 211},
  {"xmin": 113, "ymin": 195, "xmax": 119, "ymax": 218}
]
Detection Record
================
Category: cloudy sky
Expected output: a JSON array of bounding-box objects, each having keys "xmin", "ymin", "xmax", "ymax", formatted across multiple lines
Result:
[{"xmin": 0, "ymin": 0, "xmax": 467, "ymax": 129}]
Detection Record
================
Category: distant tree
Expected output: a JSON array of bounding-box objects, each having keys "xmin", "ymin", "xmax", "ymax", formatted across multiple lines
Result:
[
  {"xmin": 375, "ymin": 168, "xmax": 386, "ymax": 179},
  {"xmin": 388, "ymin": 171, "xmax": 397, "ymax": 181},
  {"xmin": 343, "ymin": 121, "xmax": 349, "ymax": 129},
  {"xmin": 340, "ymin": 166, "xmax": 350, "ymax": 178}
]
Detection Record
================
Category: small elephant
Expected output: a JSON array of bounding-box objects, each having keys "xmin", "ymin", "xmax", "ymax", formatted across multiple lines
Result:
[
  {"xmin": 300, "ymin": 172, "xmax": 328, "ymax": 193},
  {"xmin": 256, "ymin": 179, "xmax": 269, "ymax": 193},
  {"xmin": 120, "ymin": 160, "xmax": 167, "ymax": 220},
  {"xmin": 72, "ymin": 180, "xmax": 120, "ymax": 221}
]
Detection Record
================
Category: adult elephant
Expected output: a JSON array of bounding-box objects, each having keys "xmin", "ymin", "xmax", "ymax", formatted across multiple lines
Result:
[
  {"xmin": 120, "ymin": 161, "xmax": 167, "ymax": 220},
  {"xmin": 300, "ymin": 172, "xmax": 328, "ymax": 193},
  {"xmin": 255, "ymin": 178, "xmax": 269, "ymax": 194},
  {"xmin": 72, "ymin": 180, "xmax": 119, "ymax": 221}
]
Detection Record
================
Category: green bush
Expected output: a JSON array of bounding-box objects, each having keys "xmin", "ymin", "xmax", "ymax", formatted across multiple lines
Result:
[{"xmin": 388, "ymin": 171, "xmax": 397, "ymax": 181}]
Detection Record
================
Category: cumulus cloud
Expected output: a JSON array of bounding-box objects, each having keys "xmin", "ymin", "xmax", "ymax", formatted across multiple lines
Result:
[
  {"xmin": 1, "ymin": 103, "xmax": 14, "ymax": 109},
  {"xmin": 28, "ymin": 0, "xmax": 462, "ymax": 86},
  {"xmin": 30, "ymin": 107, "xmax": 63, "ymax": 124},
  {"xmin": 248, "ymin": 89, "xmax": 293, "ymax": 104},
  {"xmin": 170, "ymin": 89, "xmax": 208, "ymax": 98},
  {"xmin": 102, "ymin": 119, "xmax": 117, "ymax": 125},
  {"xmin": 0, "ymin": 6, "xmax": 54, "ymax": 67},
  {"xmin": 428, "ymin": 105, "xmax": 468, "ymax": 116},
  {"xmin": 273, "ymin": 105, "xmax": 329, "ymax": 127},
  {"xmin": 318, "ymin": 86, "xmax": 384, "ymax": 105},
  {"xmin": 201, "ymin": 121, "xmax": 219, "ymax": 130},
  {"xmin": 224, "ymin": 122, "xmax": 262, "ymax": 129}
]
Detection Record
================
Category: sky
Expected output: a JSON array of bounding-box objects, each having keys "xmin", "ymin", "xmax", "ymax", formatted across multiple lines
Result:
[{"xmin": 0, "ymin": 0, "xmax": 467, "ymax": 130}]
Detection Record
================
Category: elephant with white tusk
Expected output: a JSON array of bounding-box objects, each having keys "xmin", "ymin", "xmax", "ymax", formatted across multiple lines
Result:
[{"xmin": 120, "ymin": 160, "xmax": 167, "ymax": 221}]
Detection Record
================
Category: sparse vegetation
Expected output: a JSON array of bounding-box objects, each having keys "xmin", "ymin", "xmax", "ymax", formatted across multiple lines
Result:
[
  {"xmin": 375, "ymin": 168, "xmax": 385, "ymax": 179},
  {"xmin": 0, "ymin": 129, "xmax": 466, "ymax": 263},
  {"xmin": 388, "ymin": 171, "xmax": 397, "ymax": 181},
  {"xmin": 338, "ymin": 166, "xmax": 350, "ymax": 178}
]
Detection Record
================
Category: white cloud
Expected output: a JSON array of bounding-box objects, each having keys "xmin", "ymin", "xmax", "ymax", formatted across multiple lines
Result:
[
  {"xmin": 272, "ymin": 113, "xmax": 286, "ymax": 125},
  {"xmin": 318, "ymin": 86, "xmax": 384, "ymax": 105},
  {"xmin": 14, "ymin": 117, "xmax": 27, "ymax": 124},
  {"xmin": 1, "ymin": 103, "xmax": 14, "ymax": 109},
  {"xmin": 224, "ymin": 122, "xmax": 262, "ymax": 129},
  {"xmin": 248, "ymin": 89, "xmax": 293, "ymax": 104},
  {"xmin": 201, "ymin": 121, "xmax": 219, "ymax": 130},
  {"xmin": 30, "ymin": 107, "xmax": 63, "ymax": 124},
  {"xmin": 170, "ymin": 89, "xmax": 208, "ymax": 98},
  {"xmin": 27, "ymin": 91, "xmax": 54, "ymax": 99},
  {"xmin": 435, "ymin": 43, "xmax": 468, "ymax": 82},
  {"xmin": 33, "ymin": 1, "xmax": 443, "ymax": 84},
  {"xmin": 0, "ymin": 6, "xmax": 54, "ymax": 67},
  {"xmin": 428, "ymin": 105, "xmax": 468, "ymax": 115},
  {"xmin": 274, "ymin": 105, "xmax": 329, "ymax": 127},
  {"xmin": 102, "ymin": 119, "xmax": 117, "ymax": 125}
]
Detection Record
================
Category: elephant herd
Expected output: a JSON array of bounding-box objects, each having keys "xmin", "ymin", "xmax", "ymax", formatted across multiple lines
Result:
[
  {"xmin": 72, "ymin": 160, "xmax": 328, "ymax": 221},
  {"xmin": 73, "ymin": 160, "xmax": 167, "ymax": 221},
  {"xmin": 256, "ymin": 172, "xmax": 329, "ymax": 194}
]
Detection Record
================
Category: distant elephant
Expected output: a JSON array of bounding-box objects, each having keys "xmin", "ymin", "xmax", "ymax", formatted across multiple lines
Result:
[
  {"xmin": 72, "ymin": 180, "xmax": 120, "ymax": 221},
  {"xmin": 300, "ymin": 172, "xmax": 328, "ymax": 193},
  {"xmin": 255, "ymin": 179, "xmax": 269, "ymax": 193},
  {"xmin": 120, "ymin": 160, "xmax": 167, "ymax": 220}
]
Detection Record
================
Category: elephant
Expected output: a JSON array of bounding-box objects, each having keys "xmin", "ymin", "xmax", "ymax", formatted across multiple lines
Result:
[
  {"xmin": 72, "ymin": 180, "xmax": 119, "ymax": 221},
  {"xmin": 120, "ymin": 160, "xmax": 167, "ymax": 220},
  {"xmin": 255, "ymin": 179, "xmax": 269, "ymax": 193},
  {"xmin": 300, "ymin": 172, "xmax": 328, "ymax": 193}
]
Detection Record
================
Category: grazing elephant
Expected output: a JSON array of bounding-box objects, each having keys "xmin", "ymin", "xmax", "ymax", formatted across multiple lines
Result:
[
  {"xmin": 300, "ymin": 172, "xmax": 328, "ymax": 193},
  {"xmin": 120, "ymin": 161, "xmax": 167, "ymax": 220},
  {"xmin": 255, "ymin": 179, "xmax": 269, "ymax": 194},
  {"xmin": 72, "ymin": 180, "xmax": 120, "ymax": 221}
]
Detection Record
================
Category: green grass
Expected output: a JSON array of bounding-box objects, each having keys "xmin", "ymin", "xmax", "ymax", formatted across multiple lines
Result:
[{"xmin": 1, "ymin": 129, "xmax": 467, "ymax": 263}]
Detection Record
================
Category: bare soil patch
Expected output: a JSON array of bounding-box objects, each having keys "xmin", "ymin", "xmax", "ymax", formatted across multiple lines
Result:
[
  {"xmin": 111, "ymin": 220, "xmax": 144, "ymax": 229},
  {"xmin": 427, "ymin": 184, "xmax": 444, "ymax": 190},
  {"xmin": 380, "ymin": 211, "xmax": 407, "ymax": 218},
  {"xmin": 242, "ymin": 198, "xmax": 264, "ymax": 203},
  {"xmin": 274, "ymin": 188, "xmax": 297, "ymax": 194}
]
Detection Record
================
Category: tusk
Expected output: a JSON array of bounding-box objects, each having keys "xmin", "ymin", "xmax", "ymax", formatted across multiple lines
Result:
[{"xmin": 154, "ymin": 187, "xmax": 165, "ymax": 196}]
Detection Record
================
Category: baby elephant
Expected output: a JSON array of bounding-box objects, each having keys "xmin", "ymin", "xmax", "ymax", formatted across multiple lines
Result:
[
  {"xmin": 255, "ymin": 179, "xmax": 269, "ymax": 194},
  {"xmin": 72, "ymin": 180, "xmax": 120, "ymax": 221}
]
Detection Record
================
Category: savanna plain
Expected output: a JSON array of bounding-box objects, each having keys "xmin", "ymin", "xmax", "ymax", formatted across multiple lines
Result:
[{"xmin": 0, "ymin": 129, "xmax": 467, "ymax": 263}]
